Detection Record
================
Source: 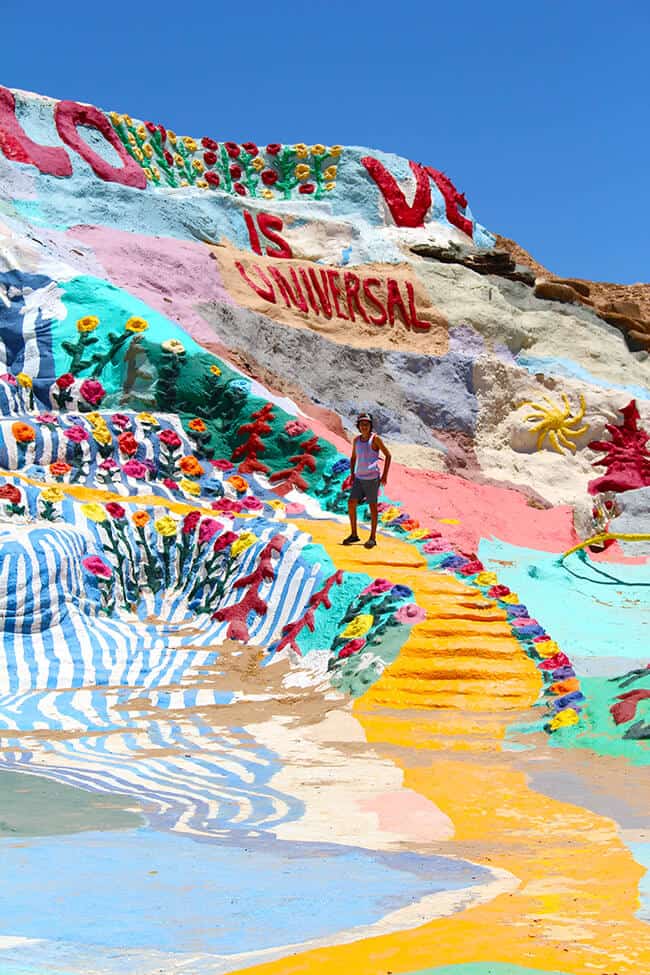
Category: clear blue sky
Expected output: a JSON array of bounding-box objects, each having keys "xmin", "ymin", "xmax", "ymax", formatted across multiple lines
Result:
[{"xmin": 3, "ymin": 1, "xmax": 649, "ymax": 283}]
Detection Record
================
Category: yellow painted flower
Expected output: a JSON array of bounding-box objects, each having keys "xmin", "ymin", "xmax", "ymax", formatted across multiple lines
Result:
[
  {"xmin": 323, "ymin": 165, "xmax": 337, "ymax": 180},
  {"xmin": 154, "ymin": 515, "xmax": 178, "ymax": 537},
  {"xmin": 122, "ymin": 114, "xmax": 133, "ymax": 127},
  {"xmin": 109, "ymin": 111, "xmax": 121, "ymax": 126},
  {"xmin": 261, "ymin": 189, "xmax": 274, "ymax": 200},
  {"xmin": 180, "ymin": 179, "xmax": 189, "ymax": 188},
  {"xmin": 266, "ymin": 499, "xmax": 285, "ymax": 512},
  {"xmin": 134, "ymin": 148, "xmax": 144, "ymax": 162},
  {"xmin": 341, "ymin": 614, "xmax": 374, "ymax": 639},
  {"xmin": 81, "ymin": 503, "xmax": 107, "ymax": 523},
  {"xmin": 162, "ymin": 338, "xmax": 185, "ymax": 355},
  {"xmin": 143, "ymin": 143, "xmax": 153, "ymax": 158},
  {"xmin": 144, "ymin": 168, "xmax": 153, "ymax": 181},
  {"xmin": 501, "ymin": 592, "xmax": 520, "ymax": 604},
  {"xmin": 324, "ymin": 182, "xmax": 336, "ymax": 192},
  {"xmin": 183, "ymin": 137, "xmax": 197, "ymax": 152},
  {"xmin": 311, "ymin": 144, "xmax": 326, "ymax": 156},
  {"xmin": 295, "ymin": 164, "xmax": 310, "ymax": 181},
  {"xmin": 548, "ymin": 708, "xmax": 579, "ymax": 731},
  {"xmin": 128, "ymin": 133, "xmax": 137, "ymax": 147},
  {"xmin": 125, "ymin": 317, "xmax": 148, "ymax": 334},
  {"xmin": 167, "ymin": 130, "xmax": 177, "ymax": 144},
  {"xmin": 209, "ymin": 364, "xmax": 221, "ymax": 377},
  {"xmin": 92, "ymin": 427, "xmax": 112, "ymax": 447},
  {"xmin": 329, "ymin": 145, "xmax": 343, "ymax": 157},
  {"xmin": 152, "ymin": 166, "xmax": 160, "ymax": 181},
  {"xmin": 136, "ymin": 124, "xmax": 147, "ymax": 140},
  {"xmin": 16, "ymin": 372, "xmax": 32, "ymax": 389},
  {"xmin": 536, "ymin": 640, "xmax": 561, "ymax": 658},
  {"xmin": 293, "ymin": 143, "xmax": 308, "ymax": 159},
  {"xmin": 231, "ymin": 531, "xmax": 257, "ymax": 558},
  {"xmin": 196, "ymin": 180, "xmax": 208, "ymax": 189},
  {"xmin": 192, "ymin": 159, "xmax": 205, "ymax": 174},
  {"xmin": 252, "ymin": 156, "xmax": 265, "ymax": 171},
  {"xmin": 137, "ymin": 412, "xmax": 158, "ymax": 426},
  {"xmin": 174, "ymin": 153, "xmax": 184, "ymax": 167},
  {"xmin": 408, "ymin": 528, "xmax": 429, "ymax": 541},
  {"xmin": 179, "ymin": 477, "xmax": 201, "ymax": 496},
  {"xmin": 380, "ymin": 506, "xmax": 400, "ymax": 523},
  {"xmin": 86, "ymin": 412, "xmax": 102, "ymax": 425},
  {"xmin": 475, "ymin": 571, "xmax": 498, "ymax": 588},
  {"xmin": 77, "ymin": 315, "xmax": 99, "ymax": 333},
  {"xmin": 41, "ymin": 486, "xmax": 65, "ymax": 503}
]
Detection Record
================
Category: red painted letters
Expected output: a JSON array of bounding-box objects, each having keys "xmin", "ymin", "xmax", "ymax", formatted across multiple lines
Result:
[
  {"xmin": 0, "ymin": 86, "xmax": 72, "ymax": 176},
  {"xmin": 54, "ymin": 101, "xmax": 146, "ymax": 189}
]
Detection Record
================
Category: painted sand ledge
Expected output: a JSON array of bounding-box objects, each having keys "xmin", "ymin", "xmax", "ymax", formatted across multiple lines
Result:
[{"xmin": 0, "ymin": 83, "xmax": 648, "ymax": 974}]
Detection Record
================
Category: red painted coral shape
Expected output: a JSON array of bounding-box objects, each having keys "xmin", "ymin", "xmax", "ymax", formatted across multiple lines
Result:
[
  {"xmin": 588, "ymin": 400, "xmax": 650, "ymax": 494},
  {"xmin": 232, "ymin": 402, "xmax": 275, "ymax": 475},
  {"xmin": 212, "ymin": 534, "xmax": 284, "ymax": 640},
  {"xmin": 610, "ymin": 688, "xmax": 650, "ymax": 725},
  {"xmin": 269, "ymin": 435, "xmax": 321, "ymax": 494},
  {"xmin": 273, "ymin": 570, "xmax": 344, "ymax": 656}
]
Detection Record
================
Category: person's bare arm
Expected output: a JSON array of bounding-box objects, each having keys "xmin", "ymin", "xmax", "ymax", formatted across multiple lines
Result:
[
  {"xmin": 350, "ymin": 439, "xmax": 357, "ymax": 479},
  {"xmin": 373, "ymin": 435, "xmax": 391, "ymax": 485}
]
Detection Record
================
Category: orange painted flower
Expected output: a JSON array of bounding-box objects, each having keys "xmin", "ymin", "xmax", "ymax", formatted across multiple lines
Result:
[
  {"xmin": 179, "ymin": 455, "xmax": 204, "ymax": 477},
  {"xmin": 12, "ymin": 421, "xmax": 35, "ymax": 444},
  {"xmin": 227, "ymin": 475, "xmax": 247, "ymax": 494},
  {"xmin": 49, "ymin": 461, "xmax": 72, "ymax": 476},
  {"xmin": 188, "ymin": 418, "xmax": 207, "ymax": 433},
  {"xmin": 132, "ymin": 510, "xmax": 150, "ymax": 528}
]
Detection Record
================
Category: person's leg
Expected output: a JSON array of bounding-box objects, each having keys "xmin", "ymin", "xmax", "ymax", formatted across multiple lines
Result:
[
  {"xmin": 368, "ymin": 502, "xmax": 378, "ymax": 540},
  {"xmin": 343, "ymin": 498, "xmax": 360, "ymax": 543}
]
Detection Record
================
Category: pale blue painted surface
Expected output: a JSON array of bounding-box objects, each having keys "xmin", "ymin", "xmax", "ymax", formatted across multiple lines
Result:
[{"xmin": 516, "ymin": 353, "xmax": 650, "ymax": 401}]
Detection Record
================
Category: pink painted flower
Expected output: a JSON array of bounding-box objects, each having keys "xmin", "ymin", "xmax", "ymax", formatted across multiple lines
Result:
[
  {"xmin": 36, "ymin": 413, "xmax": 58, "ymax": 425},
  {"xmin": 284, "ymin": 419, "xmax": 309, "ymax": 437},
  {"xmin": 82, "ymin": 556, "xmax": 112, "ymax": 579},
  {"xmin": 163, "ymin": 477, "xmax": 179, "ymax": 491},
  {"xmin": 241, "ymin": 495, "xmax": 263, "ymax": 511},
  {"xmin": 0, "ymin": 373, "xmax": 17, "ymax": 386},
  {"xmin": 159, "ymin": 428, "xmax": 182, "ymax": 449},
  {"xmin": 213, "ymin": 530, "xmax": 238, "ymax": 552},
  {"xmin": 182, "ymin": 511, "xmax": 201, "ymax": 534},
  {"xmin": 394, "ymin": 603, "xmax": 427, "ymax": 625},
  {"xmin": 111, "ymin": 413, "xmax": 131, "ymax": 431},
  {"xmin": 99, "ymin": 457, "xmax": 119, "ymax": 471},
  {"xmin": 422, "ymin": 537, "xmax": 451, "ymax": 554},
  {"xmin": 211, "ymin": 498, "xmax": 243, "ymax": 514},
  {"xmin": 362, "ymin": 578, "xmax": 393, "ymax": 596},
  {"xmin": 511, "ymin": 617, "xmax": 538, "ymax": 628},
  {"xmin": 338, "ymin": 638, "xmax": 365, "ymax": 659},
  {"xmin": 105, "ymin": 502, "xmax": 126, "ymax": 519},
  {"xmin": 64, "ymin": 425, "xmax": 89, "ymax": 443},
  {"xmin": 198, "ymin": 518, "xmax": 221, "ymax": 544},
  {"xmin": 79, "ymin": 378, "xmax": 105, "ymax": 406},
  {"xmin": 212, "ymin": 459, "xmax": 234, "ymax": 471},
  {"xmin": 284, "ymin": 502, "xmax": 305, "ymax": 516},
  {"xmin": 122, "ymin": 459, "xmax": 148, "ymax": 479}
]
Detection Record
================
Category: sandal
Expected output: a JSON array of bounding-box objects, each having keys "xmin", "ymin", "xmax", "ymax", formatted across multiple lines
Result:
[
  {"xmin": 342, "ymin": 534, "xmax": 360, "ymax": 545},
  {"xmin": 364, "ymin": 538, "xmax": 377, "ymax": 549}
]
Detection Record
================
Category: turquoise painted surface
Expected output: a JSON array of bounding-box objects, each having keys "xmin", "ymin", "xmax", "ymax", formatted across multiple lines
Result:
[
  {"xmin": 404, "ymin": 964, "xmax": 573, "ymax": 975},
  {"xmin": 478, "ymin": 539, "xmax": 650, "ymax": 662},
  {"xmin": 630, "ymin": 841, "xmax": 650, "ymax": 921}
]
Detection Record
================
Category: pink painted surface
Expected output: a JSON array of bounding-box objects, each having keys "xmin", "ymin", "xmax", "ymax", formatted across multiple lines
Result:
[
  {"xmin": 67, "ymin": 225, "xmax": 233, "ymax": 346},
  {"xmin": 358, "ymin": 789, "xmax": 454, "ymax": 842}
]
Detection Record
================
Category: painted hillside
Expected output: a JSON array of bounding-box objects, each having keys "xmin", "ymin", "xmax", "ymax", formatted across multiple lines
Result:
[{"xmin": 0, "ymin": 84, "xmax": 648, "ymax": 975}]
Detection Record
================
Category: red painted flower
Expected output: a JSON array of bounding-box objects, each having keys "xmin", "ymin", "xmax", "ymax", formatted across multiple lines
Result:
[
  {"xmin": 229, "ymin": 164, "xmax": 242, "ymax": 179},
  {"xmin": 117, "ymin": 431, "xmax": 139, "ymax": 456},
  {"xmin": 159, "ymin": 125, "xmax": 167, "ymax": 142},
  {"xmin": 122, "ymin": 459, "xmax": 148, "ymax": 479},
  {"xmin": 488, "ymin": 584, "xmax": 511, "ymax": 599},
  {"xmin": 242, "ymin": 142, "xmax": 258, "ymax": 156},
  {"xmin": 82, "ymin": 555, "xmax": 112, "ymax": 579},
  {"xmin": 213, "ymin": 530, "xmax": 238, "ymax": 552},
  {"xmin": 105, "ymin": 502, "xmax": 126, "ymax": 519},
  {"xmin": 56, "ymin": 373, "xmax": 74, "ymax": 390},
  {"xmin": 261, "ymin": 170, "xmax": 278, "ymax": 186},
  {"xmin": 159, "ymin": 428, "xmax": 182, "ymax": 449},
  {"xmin": 145, "ymin": 121, "xmax": 157, "ymax": 134},
  {"xmin": 0, "ymin": 484, "xmax": 21, "ymax": 503},
  {"xmin": 338, "ymin": 638, "xmax": 365, "ymax": 659},
  {"xmin": 299, "ymin": 183, "xmax": 315, "ymax": 194},
  {"xmin": 233, "ymin": 183, "xmax": 246, "ymax": 196},
  {"xmin": 164, "ymin": 150, "xmax": 174, "ymax": 166},
  {"xmin": 266, "ymin": 144, "xmax": 281, "ymax": 155},
  {"xmin": 79, "ymin": 378, "xmax": 105, "ymax": 406},
  {"xmin": 203, "ymin": 150, "xmax": 217, "ymax": 166},
  {"xmin": 212, "ymin": 459, "xmax": 234, "ymax": 471},
  {"xmin": 201, "ymin": 137, "xmax": 218, "ymax": 150},
  {"xmin": 225, "ymin": 142, "xmax": 240, "ymax": 158},
  {"xmin": 163, "ymin": 478, "xmax": 179, "ymax": 491},
  {"xmin": 182, "ymin": 510, "xmax": 201, "ymax": 534},
  {"xmin": 205, "ymin": 172, "xmax": 220, "ymax": 187},
  {"xmin": 111, "ymin": 413, "xmax": 131, "ymax": 431}
]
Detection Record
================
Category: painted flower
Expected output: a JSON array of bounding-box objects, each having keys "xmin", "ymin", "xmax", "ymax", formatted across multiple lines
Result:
[
  {"xmin": 0, "ymin": 373, "xmax": 17, "ymax": 386},
  {"xmin": 56, "ymin": 373, "xmax": 75, "ymax": 390},
  {"xmin": 209, "ymin": 364, "xmax": 222, "ymax": 377},
  {"xmin": 295, "ymin": 164, "xmax": 310, "ymax": 181},
  {"xmin": 261, "ymin": 190, "xmax": 274, "ymax": 200},
  {"xmin": 81, "ymin": 503, "xmax": 107, "ymax": 523},
  {"xmin": 422, "ymin": 537, "xmax": 451, "ymax": 554},
  {"xmin": 227, "ymin": 475, "xmax": 247, "ymax": 494},
  {"xmin": 457, "ymin": 560, "xmax": 484, "ymax": 577},
  {"xmin": 261, "ymin": 170, "xmax": 279, "ymax": 186},
  {"xmin": 188, "ymin": 418, "xmax": 207, "ymax": 433},
  {"xmin": 198, "ymin": 518, "xmax": 221, "ymax": 544},
  {"xmin": 213, "ymin": 530, "xmax": 238, "ymax": 552},
  {"xmin": 203, "ymin": 150, "xmax": 217, "ymax": 166},
  {"xmin": 488, "ymin": 584, "xmax": 511, "ymax": 598},
  {"xmin": 122, "ymin": 459, "xmax": 148, "ymax": 479},
  {"xmin": 362, "ymin": 579, "xmax": 393, "ymax": 596},
  {"xmin": 241, "ymin": 495, "xmax": 263, "ymax": 511},
  {"xmin": 251, "ymin": 156, "xmax": 265, "ymax": 171},
  {"xmin": 284, "ymin": 502, "xmax": 305, "ymax": 516},
  {"xmin": 92, "ymin": 427, "xmax": 112, "ymax": 447},
  {"xmin": 341, "ymin": 614, "xmax": 374, "ymax": 639},
  {"xmin": 79, "ymin": 379, "xmax": 105, "ymax": 407},
  {"xmin": 474, "ymin": 571, "xmax": 498, "ymax": 588},
  {"xmin": 233, "ymin": 183, "xmax": 246, "ymax": 196},
  {"xmin": 162, "ymin": 339, "xmax": 185, "ymax": 355},
  {"xmin": 154, "ymin": 515, "xmax": 178, "ymax": 537},
  {"xmin": 179, "ymin": 477, "xmax": 201, "ymax": 496},
  {"xmin": 293, "ymin": 143, "xmax": 308, "ymax": 158},
  {"xmin": 49, "ymin": 460, "xmax": 71, "ymax": 476},
  {"xmin": 77, "ymin": 315, "xmax": 99, "ymax": 333},
  {"xmin": 41, "ymin": 486, "xmax": 65, "ymax": 503},
  {"xmin": 12, "ymin": 421, "xmax": 35, "ymax": 444},
  {"xmin": 225, "ymin": 142, "xmax": 240, "ymax": 158},
  {"xmin": 125, "ymin": 317, "xmax": 149, "ymax": 333},
  {"xmin": 105, "ymin": 502, "xmax": 126, "ymax": 519},
  {"xmin": 183, "ymin": 136, "xmax": 198, "ymax": 152},
  {"xmin": 179, "ymin": 455, "xmax": 204, "ymax": 477},
  {"xmin": 137, "ymin": 412, "xmax": 158, "ymax": 426},
  {"xmin": 394, "ymin": 603, "xmax": 427, "ymax": 625},
  {"xmin": 212, "ymin": 459, "xmax": 233, "ymax": 471},
  {"xmin": 98, "ymin": 458, "xmax": 119, "ymax": 472},
  {"xmin": 201, "ymin": 136, "xmax": 218, "ymax": 150},
  {"xmin": 16, "ymin": 372, "xmax": 32, "ymax": 389},
  {"xmin": 36, "ymin": 413, "xmax": 57, "ymax": 425},
  {"xmin": 409, "ymin": 529, "xmax": 430, "ymax": 541},
  {"xmin": 117, "ymin": 432, "xmax": 139, "ymax": 456},
  {"xmin": 338, "ymin": 638, "xmax": 365, "ymax": 659},
  {"xmin": 266, "ymin": 143, "xmax": 281, "ymax": 155},
  {"xmin": 391, "ymin": 584, "xmax": 414, "ymax": 599},
  {"xmin": 167, "ymin": 130, "xmax": 177, "ymax": 144},
  {"xmin": 182, "ymin": 511, "xmax": 201, "ymax": 533},
  {"xmin": 110, "ymin": 413, "xmax": 131, "ymax": 431},
  {"xmin": 231, "ymin": 531, "xmax": 257, "ymax": 558},
  {"xmin": 159, "ymin": 428, "xmax": 182, "ymax": 449},
  {"xmin": 193, "ymin": 159, "xmax": 205, "ymax": 174},
  {"xmin": 143, "ymin": 143, "xmax": 153, "ymax": 159},
  {"xmin": 325, "ymin": 182, "xmax": 336, "ymax": 192},
  {"xmin": 163, "ymin": 478, "xmax": 179, "ymax": 491},
  {"xmin": 323, "ymin": 165, "xmax": 337, "ymax": 180},
  {"xmin": 0, "ymin": 484, "xmax": 21, "ymax": 503},
  {"xmin": 242, "ymin": 141, "xmax": 258, "ymax": 155},
  {"xmin": 205, "ymin": 172, "xmax": 220, "ymax": 187},
  {"xmin": 299, "ymin": 184, "xmax": 315, "ymax": 194},
  {"xmin": 329, "ymin": 145, "xmax": 343, "ymax": 157},
  {"xmin": 82, "ymin": 555, "xmax": 112, "ymax": 579},
  {"xmin": 132, "ymin": 510, "xmax": 150, "ymax": 528},
  {"xmin": 284, "ymin": 419, "xmax": 308, "ymax": 437},
  {"xmin": 229, "ymin": 163, "xmax": 242, "ymax": 180},
  {"xmin": 164, "ymin": 150, "xmax": 174, "ymax": 166},
  {"xmin": 311, "ymin": 144, "xmax": 326, "ymax": 156}
]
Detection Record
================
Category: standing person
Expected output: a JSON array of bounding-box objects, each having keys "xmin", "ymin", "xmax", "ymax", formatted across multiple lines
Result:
[{"xmin": 343, "ymin": 413, "xmax": 391, "ymax": 549}]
